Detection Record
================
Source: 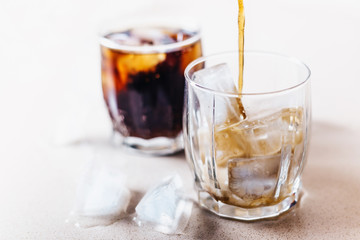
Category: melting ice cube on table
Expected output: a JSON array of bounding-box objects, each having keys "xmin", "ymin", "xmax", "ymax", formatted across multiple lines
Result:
[
  {"xmin": 68, "ymin": 161, "xmax": 131, "ymax": 228},
  {"xmin": 134, "ymin": 175, "xmax": 193, "ymax": 235}
]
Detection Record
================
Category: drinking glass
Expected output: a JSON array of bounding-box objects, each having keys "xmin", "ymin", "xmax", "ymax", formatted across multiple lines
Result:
[
  {"xmin": 100, "ymin": 17, "xmax": 202, "ymax": 155},
  {"xmin": 183, "ymin": 51, "xmax": 311, "ymax": 220}
]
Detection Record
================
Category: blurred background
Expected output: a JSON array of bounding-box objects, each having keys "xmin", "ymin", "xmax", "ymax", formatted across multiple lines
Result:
[
  {"xmin": 1, "ymin": 0, "xmax": 360, "ymax": 238},
  {"xmin": 1, "ymin": 0, "xmax": 359, "ymax": 147}
]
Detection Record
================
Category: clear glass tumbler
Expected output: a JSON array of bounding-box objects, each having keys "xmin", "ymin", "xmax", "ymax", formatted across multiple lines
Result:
[
  {"xmin": 100, "ymin": 17, "xmax": 202, "ymax": 155},
  {"xmin": 183, "ymin": 51, "xmax": 311, "ymax": 220}
]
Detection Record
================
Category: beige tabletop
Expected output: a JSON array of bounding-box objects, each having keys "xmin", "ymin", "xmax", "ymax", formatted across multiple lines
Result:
[{"xmin": 1, "ymin": 0, "xmax": 360, "ymax": 239}]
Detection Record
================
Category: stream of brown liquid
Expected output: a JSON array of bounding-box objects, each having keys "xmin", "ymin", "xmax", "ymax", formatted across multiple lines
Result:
[
  {"xmin": 237, "ymin": 0, "xmax": 246, "ymax": 118},
  {"xmin": 238, "ymin": 0, "xmax": 245, "ymax": 93}
]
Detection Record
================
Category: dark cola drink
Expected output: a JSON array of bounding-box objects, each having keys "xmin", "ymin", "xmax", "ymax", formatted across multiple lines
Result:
[{"xmin": 100, "ymin": 25, "xmax": 202, "ymax": 154}]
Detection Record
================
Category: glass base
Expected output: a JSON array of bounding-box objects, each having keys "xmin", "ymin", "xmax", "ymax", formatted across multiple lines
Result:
[
  {"xmin": 113, "ymin": 132, "xmax": 184, "ymax": 156},
  {"xmin": 197, "ymin": 190, "xmax": 298, "ymax": 221}
]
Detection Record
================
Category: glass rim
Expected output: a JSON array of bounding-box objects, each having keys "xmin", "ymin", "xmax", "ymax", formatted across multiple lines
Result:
[
  {"xmin": 184, "ymin": 50, "xmax": 311, "ymax": 97},
  {"xmin": 98, "ymin": 17, "xmax": 201, "ymax": 54}
]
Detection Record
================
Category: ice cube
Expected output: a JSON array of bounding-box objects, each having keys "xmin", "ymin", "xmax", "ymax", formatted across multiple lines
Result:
[
  {"xmin": 222, "ymin": 108, "xmax": 305, "ymax": 206},
  {"xmin": 193, "ymin": 63, "xmax": 237, "ymax": 92},
  {"xmin": 68, "ymin": 161, "xmax": 131, "ymax": 228},
  {"xmin": 214, "ymin": 109, "xmax": 300, "ymax": 167},
  {"xmin": 193, "ymin": 64, "xmax": 243, "ymax": 126},
  {"xmin": 131, "ymin": 28, "xmax": 176, "ymax": 45},
  {"xmin": 228, "ymin": 155, "xmax": 280, "ymax": 201},
  {"xmin": 107, "ymin": 31, "xmax": 140, "ymax": 46},
  {"xmin": 214, "ymin": 115, "xmax": 282, "ymax": 167},
  {"xmin": 235, "ymin": 113, "xmax": 284, "ymax": 157},
  {"xmin": 134, "ymin": 175, "xmax": 193, "ymax": 235}
]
